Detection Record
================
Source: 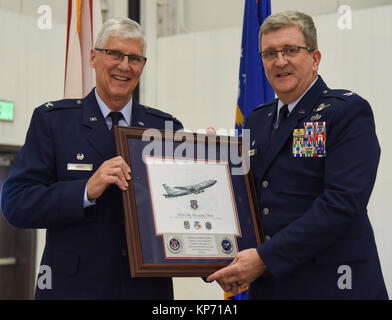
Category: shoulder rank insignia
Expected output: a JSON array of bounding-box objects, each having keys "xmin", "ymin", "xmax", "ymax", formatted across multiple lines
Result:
[
  {"xmin": 45, "ymin": 102, "xmax": 54, "ymax": 108},
  {"xmin": 313, "ymin": 103, "xmax": 331, "ymax": 113},
  {"xmin": 293, "ymin": 122, "xmax": 326, "ymax": 158},
  {"xmin": 343, "ymin": 91, "xmax": 356, "ymax": 97}
]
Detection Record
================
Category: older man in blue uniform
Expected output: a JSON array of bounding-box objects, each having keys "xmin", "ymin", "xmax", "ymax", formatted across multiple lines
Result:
[
  {"xmin": 1, "ymin": 18, "xmax": 182, "ymax": 299},
  {"xmin": 208, "ymin": 11, "xmax": 388, "ymax": 299}
]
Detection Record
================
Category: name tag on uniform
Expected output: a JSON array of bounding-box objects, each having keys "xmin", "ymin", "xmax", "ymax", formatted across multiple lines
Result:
[
  {"xmin": 67, "ymin": 163, "xmax": 93, "ymax": 171},
  {"xmin": 248, "ymin": 149, "xmax": 257, "ymax": 157}
]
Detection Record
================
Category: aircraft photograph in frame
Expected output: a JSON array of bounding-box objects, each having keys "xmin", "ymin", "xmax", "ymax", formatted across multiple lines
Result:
[{"xmin": 114, "ymin": 126, "xmax": 264, "ymax": 277}]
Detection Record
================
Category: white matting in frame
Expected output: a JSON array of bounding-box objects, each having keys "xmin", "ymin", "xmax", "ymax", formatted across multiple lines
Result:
[{"xmin": 145, "ymin": 156, "xmax": 241, "ymax": 237}]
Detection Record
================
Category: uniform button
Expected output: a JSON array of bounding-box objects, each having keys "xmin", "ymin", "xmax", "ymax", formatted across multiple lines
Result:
[
  {"xmin": 262, "ymin": 180, "xmax": 269, "ymax": 189},
  {"xmin": 122, "ymin": 249, "xmax": 128, "ymax": 256},
  {"xmin": 264, "ymin": 235, "xmax": 271, "ymax": 241},
  {"xmin": 263, "ymin": 208, "xmax": 270, "ymax": 216}
]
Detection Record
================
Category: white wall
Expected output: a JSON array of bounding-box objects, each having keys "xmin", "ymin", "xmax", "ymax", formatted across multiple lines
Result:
[
  {"xmin": 0, "ymin": 3, "xmax": 67, "ymax": 278},
  {"xmin": 143, "ymin": 3, "xmax": 392, "ymax": 299},
  {"xmin": 154, "ymin": 0, "xmax": 392, "ymax": 36},
  {"xmin": 156, "ymin": 28, "xmax": 241, "ymax": 132},
  {"xmin": 0, "ymin": 8, "xmax": 66, "ymax": 146},
  {"xmin": 315, "ymin": 6, "xmax": 392, "ymax": 296}
]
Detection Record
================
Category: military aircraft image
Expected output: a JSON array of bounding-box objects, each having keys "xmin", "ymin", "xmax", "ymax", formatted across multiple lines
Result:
[{"xmin": 162, "ymin": 180, "xmax": 217, "ymax": 198}]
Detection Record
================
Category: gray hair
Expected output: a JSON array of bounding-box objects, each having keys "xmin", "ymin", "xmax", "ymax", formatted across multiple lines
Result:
[
  {"xmin": 95, "ymin": 17, "xmax": 146, "ymax": 53},
  {"xmin": 259, "ymin": 11, "xmax": 318, "ymax": 50}
]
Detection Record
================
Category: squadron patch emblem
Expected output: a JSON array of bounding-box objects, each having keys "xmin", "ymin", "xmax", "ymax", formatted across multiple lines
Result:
[
  {"xmin": 168, "ymin": 237, "xmax": 182, "ymax": 253},
  {"xmin": 220, "ymin": 238, "xmax": 233, "ymax": 254},
  {"xmin": 190, "ymin": 200, "xmax": 198, "ymax": 210},
  {"xmin": 293, "ymin": 122, "xmax": 326, "ymax": 157}
]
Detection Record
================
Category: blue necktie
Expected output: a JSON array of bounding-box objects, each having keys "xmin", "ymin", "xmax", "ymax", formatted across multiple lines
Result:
[
  {"xmin": 271, "ymin": 104, "xmax": 289, "ymax": 138},
  {"xmin": 109, "ymin": 112, "xmax": 122, "ymax": 132}
]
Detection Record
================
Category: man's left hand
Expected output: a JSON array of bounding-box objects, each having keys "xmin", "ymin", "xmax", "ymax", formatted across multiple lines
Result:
[{"xmin": 206, "ymin": 248, "xmax": 266, "ymax": 294}]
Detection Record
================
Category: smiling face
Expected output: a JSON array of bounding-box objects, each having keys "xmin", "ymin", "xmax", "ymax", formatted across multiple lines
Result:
[
  {"xmin": 261, "ymin": 25, "xmax": 321, "ymax": 104},
  {"xmin": 90, "ymin": 36, "xmax": 146, "ymax": 110}
]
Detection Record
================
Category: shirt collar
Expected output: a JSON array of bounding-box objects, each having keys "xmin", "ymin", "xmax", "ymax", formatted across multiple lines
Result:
[
  {"xmin": 94, "ymin": 88, "xmax": 132, "ymax": 127},
  {"xmin": 277, "ymin": 76, "xmax": 319, "ymax": 116}
]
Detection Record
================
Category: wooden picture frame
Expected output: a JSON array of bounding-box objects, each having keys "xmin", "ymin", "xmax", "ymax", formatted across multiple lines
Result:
[{"xmin": 114, "ymin": 126, "xmax": 263, "ymax": 277}]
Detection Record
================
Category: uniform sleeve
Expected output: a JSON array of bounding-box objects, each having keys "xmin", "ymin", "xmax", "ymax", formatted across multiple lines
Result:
[
  {"xmin": 258, "ymin": 98, "xmax": 380, "ymax": 277},
  {"xmin": 173, "ymin": 118, "xmax": 183, "ymax": 131},
  {"xmin": 1, "ymin": 107, "xmax": 92, "ymax": 229}
]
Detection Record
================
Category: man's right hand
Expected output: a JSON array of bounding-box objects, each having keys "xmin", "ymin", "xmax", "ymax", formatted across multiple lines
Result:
[{"xmin": 86, "ymin": 156, "xmax": 131, "ymax": 200}]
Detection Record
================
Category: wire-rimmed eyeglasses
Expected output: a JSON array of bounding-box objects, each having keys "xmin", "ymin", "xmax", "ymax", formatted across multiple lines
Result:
[
  {"xmin": 260, "ymin": 46, "xmax": 314, "ymax": 61},
  {"xmin": 95, "ymin": 48, "xmax": 147, "ymax": 65}
]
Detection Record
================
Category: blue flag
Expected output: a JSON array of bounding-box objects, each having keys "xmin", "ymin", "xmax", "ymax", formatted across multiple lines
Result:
[
  {"xmin": 228, "ymin": 0, "xmax": 273, "ymax": 301},
  {"xmin": 235, "ymin": 0, "xmax": 274, "ymax": 135}
]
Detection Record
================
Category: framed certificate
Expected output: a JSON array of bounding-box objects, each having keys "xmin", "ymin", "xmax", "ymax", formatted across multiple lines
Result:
[{"xmin": 114, "ymin": 127, "xmax": 264, "ymax": 277}]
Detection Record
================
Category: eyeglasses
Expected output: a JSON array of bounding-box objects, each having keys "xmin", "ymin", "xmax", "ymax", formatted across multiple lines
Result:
[
  {"xmin": 95, "ymin": 48, "xmax": 147, "ymax": 65},
  {"xmin": 260, "ymin": 46, "xmax": 314, "ymax": 61}
]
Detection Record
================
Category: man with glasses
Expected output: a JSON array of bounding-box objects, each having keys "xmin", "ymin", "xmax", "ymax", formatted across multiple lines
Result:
[
  {"xmin": 208, "ymin": 11, "xmax": 388, "ymax": 299},
  {"xmin": 1, "ymin": 18, "xmax": 182, "ymax": 299}
]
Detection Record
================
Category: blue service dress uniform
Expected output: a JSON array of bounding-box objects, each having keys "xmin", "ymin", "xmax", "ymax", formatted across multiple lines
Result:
[
  {"xmin": 245, "ymin": 76, "xmax": 388, "ymax": 299},
  {"xmin": 1, "ymin": 89, "xmax": 183, "ymax": 299}
]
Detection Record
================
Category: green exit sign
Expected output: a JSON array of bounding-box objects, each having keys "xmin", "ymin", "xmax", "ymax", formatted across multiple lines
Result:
[{"xmin": 0, "ymin": 100, "xmax": 14, "ymax": 121}]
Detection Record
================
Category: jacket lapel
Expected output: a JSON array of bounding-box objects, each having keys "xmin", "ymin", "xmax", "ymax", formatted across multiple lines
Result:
[
  {"xmin": 254, "ymin": 102, "xmax": 277, "ymax": 153},
  {"xmin": 259, "ymin": 77, "xmax": 329, "ymax": 177},
  {"xmin": 81, "ymin": 89, "xmax": 117, "ymax": 160},
  {"xmin": 130, "ymin": 99, "xmax": 146, "ymax": 128},
  {"xmin": 131, "ymin": 99, "xmax": 159, "ymax": 129}
]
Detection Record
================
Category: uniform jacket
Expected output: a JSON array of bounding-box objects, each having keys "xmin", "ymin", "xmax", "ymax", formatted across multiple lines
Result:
[
  {"xmin": 245, "ymin": 76, "xmax": 388, "ymax": 299},
  {"xmin": 1, "ymin": 89, "xmax": 183, "ymax": 299}
]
